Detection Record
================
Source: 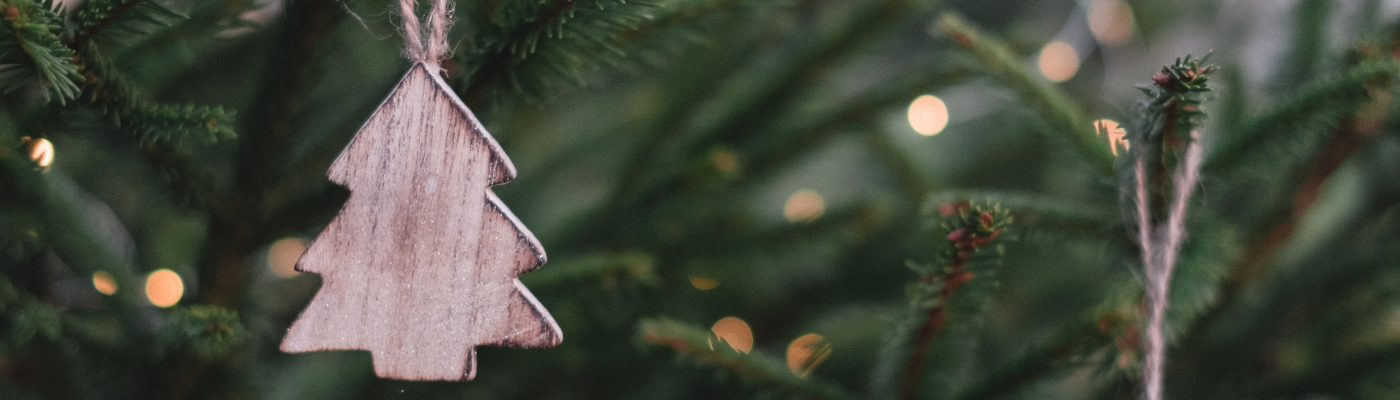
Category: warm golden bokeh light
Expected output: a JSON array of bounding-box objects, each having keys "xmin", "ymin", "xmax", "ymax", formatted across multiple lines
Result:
[
  {"xmin": 1094, "ymin": 119, "xmax": 1129, "ymax": 156},
  {"xmin": 92, "ymin": 271, "xmax": 117, "ymax": 295},
  {"xmin": 784, "ymin": 190, "xmax": 825, "ymax": 223},
  {"xmin": 145, "ymin": 269, "xmax": 184, "ymax": 308},
  {"xmin": 786, "ymin": 333, "xmax": 833, "ymax": 378},
  {"xmin": 1038, "ymin": 41, "xmax": 1080, "ymax": 82},
  {"xmin": 711, "ymin": 316, "xmax": 753, "ymax": 353},
  {"xmin": 710, "ymin": 149, "xmax": 740, "ymax": 175},
  {"xmin": 689, "ymin": 276, "xmax": 719, "ymax": 290},
  {"xmin": 21, "ymin": 137, "xmax": 54, "ymax": 167},
  {"xmin": 907, "ymin": 95, "xmax": 949, "ymax": 136},
  {"xmin": 267, "ymin": 237, "xmax": 309, "ymax": 278},
  {"xmin": 1088, "ymin": 0, "xmax": 1135, "ymax": 47}
]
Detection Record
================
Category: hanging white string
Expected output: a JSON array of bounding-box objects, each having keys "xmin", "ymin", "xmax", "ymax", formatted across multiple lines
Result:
[
  {"xmin": 1138, "ymin": 130, "xmax": 1203, "ymax": 400},
  {"xmin": 399, "ymin": 0, "xmax": 453, "ymax": 65}
]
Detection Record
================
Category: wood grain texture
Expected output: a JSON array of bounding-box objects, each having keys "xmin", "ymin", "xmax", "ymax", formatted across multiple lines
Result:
[{"xmin": 280, "ymin": 63, "xmax": 562, "ymax": 381}]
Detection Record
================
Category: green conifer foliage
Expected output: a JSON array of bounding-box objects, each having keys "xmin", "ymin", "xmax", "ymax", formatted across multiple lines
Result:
[{"xmin": 3, "ymin": 1, "xmax": 1400, "ymax": 399}]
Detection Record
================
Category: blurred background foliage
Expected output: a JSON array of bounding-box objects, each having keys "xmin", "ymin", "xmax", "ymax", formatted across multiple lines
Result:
[{"xmin": 4, "ymin": 0, "xmax": 1400, "ymax": 399}]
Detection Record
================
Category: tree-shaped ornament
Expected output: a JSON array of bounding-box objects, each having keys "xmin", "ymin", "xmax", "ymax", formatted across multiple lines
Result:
[{"xmin": 279, "ymin": 63, "xmax": 562, "ymax": 381}]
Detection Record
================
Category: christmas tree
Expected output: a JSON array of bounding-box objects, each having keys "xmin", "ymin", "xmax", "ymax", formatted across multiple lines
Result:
[{"xmin": 3, "ymin": 0, "xmax": 1400, "ymax": 399}]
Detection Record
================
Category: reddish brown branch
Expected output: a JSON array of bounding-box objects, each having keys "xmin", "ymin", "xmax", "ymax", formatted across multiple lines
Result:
[
  {"xmin": 896, "ymin": 262, "xmax": 970, "ymax": 400},
  {"xmin": 1222, "ymin": 113, "xmax": 1377, "ymax": 292},
  {"xmin": 896, "ymin": 213, "xmax": 1000, "ymax": 400}
]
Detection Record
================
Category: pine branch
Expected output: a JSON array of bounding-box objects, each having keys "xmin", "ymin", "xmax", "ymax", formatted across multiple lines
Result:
[
  {"xmin": 1264, "ymin": 342, "xmax": 1400, "ymax": 397},
  {"xmin": 0, "ymin": 275, "xmax": 62, "ymax": 353},
  {"xmin": 954, "ymin": 318, "xmax": 1110, "ymax": 400},
  {"xmin": 72, "ymin": 0, "xmax": 186, "ymax": 50},
  {"xmin": 113, "ymin": 0, "xmax": 256, "ymax": 85},
  {"xmin": 158, "ymin": 305, "xmax": 244, "ymax": 359},
  {"xmin": 577, "ymin": 22, "xmax": 774, "ymax": 251},
  {"xmin": 897, "ymin": 201, "xmax": 1010, "ymax": 400},
  {"xmin": 76, "ymin": 43, "xmax": 236, "ymax": 145},
  {"xmin": 1279, "ymin": 0, "xmax": 1330, "ymax": 85},
  {"xmin": 867, "ymin": 200, "xmax": 1011, "ymax": 400},
  {"xmin": 1204, "ymin": 60, "xmax": 1395, "ymax": 175},
  {"xmin": 0, "ymin": 0, "xmax": 82, "ymax": 103},
  {"xmin": 582, "ymin": 1, "xmax": 785, "ymax": 237},
  {"xmin": 639, "ymin": 317, "xmax": 861, "ymax": 400},
  {"xmin": 864, "ymin": 129, "xmax": 931, "ymax": 207},
  {"xmin": 741, "ymin": 64, "xmax": 973, "ymax": 181},
  {"xmin": 681, "ymin": 0, "xmax": 920, "ymax": 159},
  {"xmin": 1187, "ymin": 43, "xmax": 1400, "ymax": 355},
  {"xmin": 564, "ymin": 62, "xmax": 973, "ymax": 253},
  {"xmin": 923, "ymin": 190, "xmax": 1118, "ymax": 230},
  {"xmin": 0, "ymin": 147, "xmax": 141, "ymax": 306},
  {"xmin": 1121, "ymin": 55, "xmax": 1215, "ymax": 400},
  {"xmin": 935, "ymin": 13, "xmax": 1115, "ymax": 176},
  {"xmin": 459, "ymin": 0, "xmax": 662, "ymax": 104}
]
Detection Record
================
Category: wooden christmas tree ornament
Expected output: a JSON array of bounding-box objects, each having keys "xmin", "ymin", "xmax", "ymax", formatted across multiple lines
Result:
[{"xmin": 279, "ymin": 62, "xmax": 562, "ymax": 381}]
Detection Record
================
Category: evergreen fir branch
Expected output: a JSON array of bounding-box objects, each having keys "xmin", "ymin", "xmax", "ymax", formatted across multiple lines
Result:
[
  {"xmin": 1203, "ymin": 60, "xmax": 1395, "ymax": 175},
  {"xmin": 1280, "ymin": 0, "xmax": 1331, "ymax": 85},
  {"xmin": 1263, "ymin": 342, "xmax": 1400, "ymax": 397},
  {"xmin": 868, "ymin": 200, "xmax": 1011, "ymax": 400},
  {"xmin": 0, "ymin": 0, "xmax": 83, "ymax": 103},
  {"xmin": 520, "ymin": 251, "xmax": 659, "ymax": 288},
  {"xmin": 639, "ymin": 317, "xmax": 861, "ymax": 400},
  {"xmin": 579, "ymin": 63, "xmax": 971, "ymax": 255},
  {"xmin": 589, "ymin": 24, "xmax": 774, "ymax": 237},
  {"xmin": 112, "ymin": 0, "xmax": 256, "ymax": 85},
  {"xmin": 953, "ymin": 318, "xmax": 1111, "ymax": 400},
  {"xmin": 1196, "ymin": 44, "xmax": 1399, "ymax": 347},
  {"xmin": 72, "ymin": 0, "xmax": 186, "ymax": 51},
  {"xmin": 610, "ymin": 0, "xmax": 759, "ymax": 56},
  {"xmin": 0, "ymin": 276, "xmax": 62, "ymax": 354},
  {"xmin": 683, "ymin": 0, "xmax": 920, "ymax": 159},
  {"xmin": 935, "ymin": 13, "xmax": 1115, "ymax": 176},
  {"xmin": 864, "ymin": 129, "xmax": 931, "ymax": 206},
  {"xmin": 741, "ymin": 64, "xmax": 973, "ymax": 182},
  {"xmin": 459, "ymin": 0, "xmax": 663, "ymax": 103},
  {"xmin": 923, "ymin": 190, "xmax": 1118, "ymax": 230},
  {"xmin": 0, "ymin": 149, "xmax": 141, "ymax": 306},
  {"xmin": 1121, "ymin": 55, "xmax": 1215, "ymax": 400},
  {"xmin": 76, "ymin": 42, "xmax": 236, "ymax": 144},
  {"xmin": 159, "ymin": 305, "xmax": 244, "ymax": 358}
]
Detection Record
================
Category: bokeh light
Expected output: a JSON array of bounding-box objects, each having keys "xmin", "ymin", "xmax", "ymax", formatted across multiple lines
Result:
[
  {"xmin": 145, "ymin": 269, "xmax": 184, "ymax": 308},
  {"xmin": 710, "ymin": 149, "xmax": 740, "ymax": 175},
  {"xmin": 786, "ymin": 333, "xmax": 833, "ymax": 378},
  {"xmin": 1038, "ymin": 41, "xmax": 1080, "ymax": 82},
  {"xmin": 1094, "ymin": 119, "xmax": 1129, "ymax": 156},
  {"xmin": 689, "ymin": 276, "xmax": 719, "ymax": 290},
  {"xmin": 22, "ymin": 137, "xmax": 53, "ymax": 167},
  {"xmin": 267, "ymin": 237, "xmax": 308, "ymax": 278},
  {"xmin": 92, "ymin": 271, "xmax": 117, "ymax": 295},
  {"xmin": 711, "ymin": 317, "xmax": 753, "ymax": 353},
  {"xmin": 1088, "ymin": 0, "xmax": 1135, "ymax": 47},
  {"xmin": 907, "ymin": 95, "xmax": 949, "ymax": 136},
  {"xmin": 784, "ymin": 190, "xmax": 825, "ymax": 223}
]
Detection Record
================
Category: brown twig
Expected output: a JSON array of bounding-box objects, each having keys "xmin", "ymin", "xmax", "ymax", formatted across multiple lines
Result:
[
  {"xmin": 896, "ymin": 261, "xmax": 970, "ymax": 400},
  {"xmin": 897, "ymin": 209, "xmax": 1003, "ymax": 400}
]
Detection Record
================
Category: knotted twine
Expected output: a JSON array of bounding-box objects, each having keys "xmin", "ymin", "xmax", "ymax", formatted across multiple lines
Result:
[{"xmin": 399, "ymin": 0, "xmax": 452, "ymax": 66}]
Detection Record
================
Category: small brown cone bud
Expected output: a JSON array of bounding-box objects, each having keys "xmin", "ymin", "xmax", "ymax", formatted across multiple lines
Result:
[
  {"xmin": 939, "ymin": 202, "xmax": 957, "ymax": 216},
  {"xmin": 1153, "ymin": 72, "xmax": 1172, "ymax": 86},
  {"xmin": 947, "ymin": 228, "xmax": 969, "ymax": 242}
]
